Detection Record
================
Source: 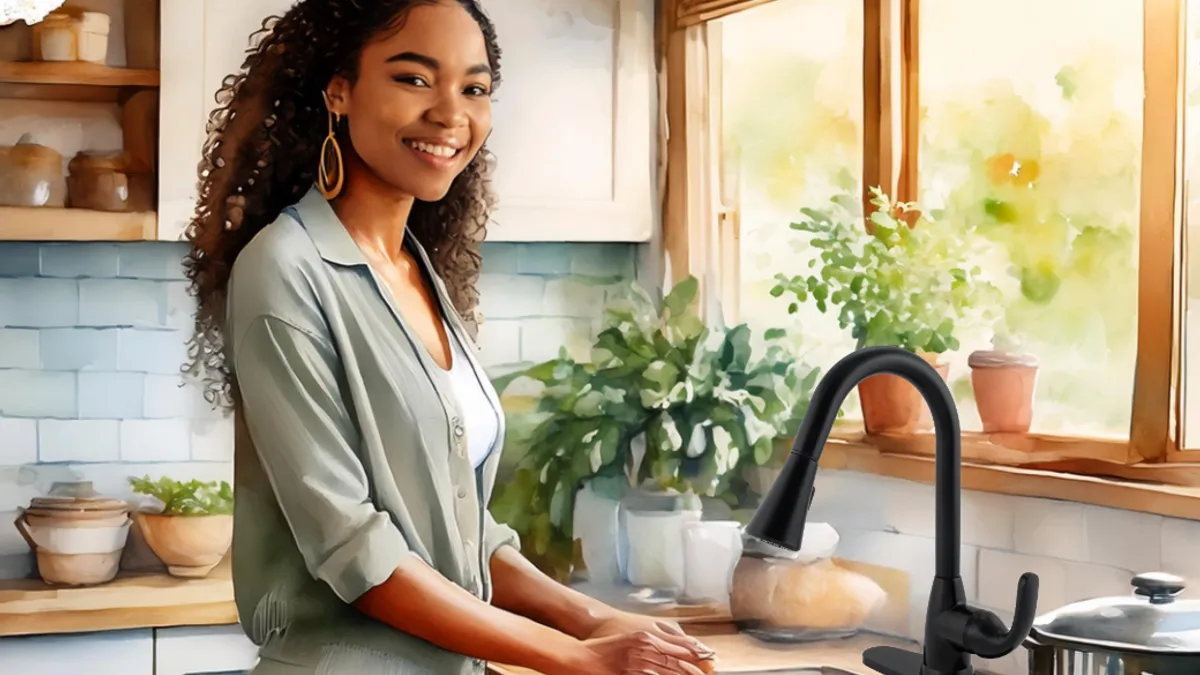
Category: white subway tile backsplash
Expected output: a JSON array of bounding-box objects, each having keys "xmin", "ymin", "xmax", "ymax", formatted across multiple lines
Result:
[
  {"xmin": 962, "ymin": 490, "xmax": 1017, "ymax": 550},
  {"xmin": 120, "ymin": 419, "xmax": 190, "ymax": 462},
  {"xmin": 520, "ymin": 317, "xmax": 594, "ymax": 363},
  {"xmin": 978, "ymin": 549, "xmax": 1067, "ymax": 611},
  {"xmin": 1061, "ymin": 561, "xmax": 1134, "ymax": 605},
  {"xmin": 1161, "ymin": 517, "xmax": 1200, "ymax": 582},
  {"xmin": 78, "ymin": 372, "xmax": 145, "ymax": 419},
  {"xmin": 0, "ymin": 370, "xmax": 76, "ymax": 418},
  {"xmin": 1011, "ymin": 497, "xmax": 1088, "ymax": 562},
  {"xmin": 542, "ymin": 279, "xmax": 609, "ymax": 318},
  {"xmin": 39, "ymin": 244, "xmax": 121, "ymax": 278},
  {"xmin": 0, "ymin": 244, "xmax": 40, "ymax": 277},
  {"xmin": 38, "ymin": 420, "xmax": 120, "ymax": 463},
  {"xmin": 163, "ymin": 281, "xmax": 196, "ymax": 329},
  {"xmin": 0, "ymin": 278, "xmax": 78, "ymax": 327},
  {"xmin": 0, "ymin": 419, "xmax": 36, "ymax": 465},
  {"xmin": 0, "ymin": 329, "xmax": 39, "ymax": 368},
  {"xmin": 1084, "ymin": 505, "xmax": 1162, "ymax": 572},
  {"xmin": 478, "ymin": 274, "xmax": 547, "ymax": 319},
  {"xmin": 78, "ymin": 279, "xmax": 163, "ymax": 327},
  {"xmin": 117, "ymin": 242, "xmax": 189, "ymax": 279},
  {"xmin": 476, "ymin": 319, "xmax": 521, "ymax": 367},
  {"xmin": 118, "ymin": 329, "xmax": 189, "ymax": 374},
  {"xmin": 39, "ymin": 328, "xmax": 119, "ymax": 371},
  {"xmin": 190, "ymin": 418, "xmax": 234, "ymax": 462}
]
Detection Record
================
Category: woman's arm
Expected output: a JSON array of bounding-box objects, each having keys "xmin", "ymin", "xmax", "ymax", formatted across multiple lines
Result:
[
  {"xmin": 355, "ymin": 557, "xmax": 590, "ymax": 675},
  {"xmin": 488, "ymin": 545, "xmax": 621, "ymax": 638},
  {"xmin": 233, "ymin": 315, "xmax": 590, "ymax": 675}
]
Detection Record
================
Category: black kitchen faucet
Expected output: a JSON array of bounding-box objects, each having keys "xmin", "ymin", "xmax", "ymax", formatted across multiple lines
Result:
[{"xmin": 745, "ymin": 346, "xmax": 1040, "ymax": 675}]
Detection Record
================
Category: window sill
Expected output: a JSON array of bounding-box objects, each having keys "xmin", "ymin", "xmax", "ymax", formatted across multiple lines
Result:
[{"xmin": 816, "ymin": 436, "xmax": 1200, "ymax": 521}]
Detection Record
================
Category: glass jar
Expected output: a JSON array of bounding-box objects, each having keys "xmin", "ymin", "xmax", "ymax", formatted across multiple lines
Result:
[
  {"xmin": 0, "ymin": 134, "xmax": 66, "ymax": 208},
  {"xmin": 730, "ymin": 524, "xmax": 887, "ymax": 642},
  {"xmin": 33, "ymin": 9, "xmax": 110, "ymax": 64}
]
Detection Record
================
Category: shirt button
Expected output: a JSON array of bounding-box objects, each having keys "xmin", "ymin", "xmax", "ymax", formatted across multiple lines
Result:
[
  {"xmin": 453, "ymin": 425, "xmax": 465, "ymax": 438},
  {"xmin": 457, "ymin": 487, "xmax": 467, "ymax": 499}
]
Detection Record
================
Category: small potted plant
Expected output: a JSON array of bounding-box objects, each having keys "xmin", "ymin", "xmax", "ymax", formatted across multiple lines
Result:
[
  {"xmin": 771, "ymin": 188, "xmax": 996, "ymax": 434},
  {"xmin": 128, "ymin": 475, "xmax": 233, "ymax": 578},
  {"xmin": 969, "ymin": 327, "xmax": 1039, "ymax": 433},
  {"xmin": 490, "ymin": 276, "xmax": 819, "ymax": 586}
]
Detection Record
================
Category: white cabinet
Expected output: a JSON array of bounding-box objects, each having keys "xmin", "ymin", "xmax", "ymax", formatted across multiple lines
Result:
[
  {"xmin": 156, "ymin": 0, "xmax": 656, "ymax": 243},
  {"xmin": 155, "ymin": 625, "xmax": 260, "ymax": 675},
  {"xmin": 0, "ymin": 629, "xmax": 154, "ymax": 675}
]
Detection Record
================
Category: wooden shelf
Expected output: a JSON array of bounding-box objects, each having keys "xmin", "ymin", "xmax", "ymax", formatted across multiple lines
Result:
[
  {"xmin": 0, "ymin": 559, "xmax": 236, "ymax": 637},
  {"xmin": 0, "ymin": 207, "xmax": 157, "ymax": 241},
  {"xmin": 0, "ymin": 62, "xmax": 159, "ymax": 102},
  {"xmin": 0, "ymin": 61, "xmax": 159, "ymax": 88}
]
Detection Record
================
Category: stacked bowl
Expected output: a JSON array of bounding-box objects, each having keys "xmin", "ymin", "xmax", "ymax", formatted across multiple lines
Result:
[{"xmin": 14, "ymin": 481, "xmax": 132, "ymax": 586}]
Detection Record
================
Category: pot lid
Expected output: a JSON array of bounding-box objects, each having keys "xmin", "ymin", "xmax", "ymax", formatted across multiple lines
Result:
[
  {"xmin": 26, "ymin": 481, "xmax": 129, "ymax": 514},
  {"xmin": 1029, "ymin": 572, "xmax": 1200, "ymax": 655}
]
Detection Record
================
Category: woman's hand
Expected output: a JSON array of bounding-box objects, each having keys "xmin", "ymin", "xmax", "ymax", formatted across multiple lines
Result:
[
  {"xmin": 571, "ymin": 631, "xmax": 716, "ymax": 675},
  {"xmin": 584, "ymin": 612, "xmax": 715, "ymax": 665}
]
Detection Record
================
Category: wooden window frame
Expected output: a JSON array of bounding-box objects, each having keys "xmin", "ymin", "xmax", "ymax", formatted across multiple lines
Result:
[{"xmin": 657, "ymin": 0, "xmax": 1200, "ymax": 499}]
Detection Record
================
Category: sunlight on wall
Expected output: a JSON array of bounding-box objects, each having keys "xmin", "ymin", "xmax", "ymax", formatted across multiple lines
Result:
[
  {"xmin": 719, "ymin": 0, "xmax": 864, "ymax": 413},
  {"xmin": 720, "ymin": 0, "xmax": 1142, "ymax": 437}
]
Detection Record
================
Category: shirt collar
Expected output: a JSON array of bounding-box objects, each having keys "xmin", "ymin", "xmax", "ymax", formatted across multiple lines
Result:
[{"xmin": 292, "ymin": 186, "xmax": 368, "ymax": 267}]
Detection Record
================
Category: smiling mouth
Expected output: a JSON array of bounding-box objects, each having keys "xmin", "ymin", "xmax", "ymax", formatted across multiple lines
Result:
[{"xmin": 403, "ymin": 139, "xmax": 462, "ymax": 159}]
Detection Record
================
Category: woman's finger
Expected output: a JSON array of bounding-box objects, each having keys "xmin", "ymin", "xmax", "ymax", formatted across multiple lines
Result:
[
  {"xmin": 648, "ymin": 624, "xmax": 715, "ymax": 661},
  {"xmin": 627, "ymin": 648, "xmax": 709, "ymax": 675},
  {"xmin": 640, "ymin": 629, "xmax": 716, "ymax": 664}
]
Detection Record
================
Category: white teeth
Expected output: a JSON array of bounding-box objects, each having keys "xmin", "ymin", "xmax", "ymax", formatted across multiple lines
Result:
[{"xmin": 409, "ymin": 141, "xmax": 458, "ymax": 158}]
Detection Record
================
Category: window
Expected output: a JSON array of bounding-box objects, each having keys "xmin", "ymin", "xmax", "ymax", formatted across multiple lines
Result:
[{"xmin": 661, "ymin": 0, "xmax": 1191, "ymax": 483}]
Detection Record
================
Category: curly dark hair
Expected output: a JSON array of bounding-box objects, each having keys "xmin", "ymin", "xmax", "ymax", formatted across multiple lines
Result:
[{"xmin": 182, "ymin": 0, "xmax": 501, "ymax": 409}]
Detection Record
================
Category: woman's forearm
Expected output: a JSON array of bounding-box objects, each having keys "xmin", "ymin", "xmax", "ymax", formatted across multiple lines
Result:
[
  {"xmin": 354, "ymin": 554, "xmax": 587, "ymax": 675},
  {"xmin": 488, "ymin": 545, "xmax": 619, "ymax": 639}
]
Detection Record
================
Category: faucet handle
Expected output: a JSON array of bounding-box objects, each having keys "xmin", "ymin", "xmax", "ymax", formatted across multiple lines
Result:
[
  {"xmin": 862, "ymin": 645, "xmax": 924, "ymax": 675},
  {"xmin": 938, "ymin": 572, "xmax": 1040, "ymax": 659}
]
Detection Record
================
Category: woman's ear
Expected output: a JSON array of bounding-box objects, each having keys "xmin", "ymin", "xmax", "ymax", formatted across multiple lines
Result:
[{"xmin": 324, "ymin": 77, "xmax": 352, "ymax": 117}]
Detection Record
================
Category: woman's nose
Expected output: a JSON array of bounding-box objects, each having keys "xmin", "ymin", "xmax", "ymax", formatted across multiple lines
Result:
[{"xmin": 425, "ymin": 91, "xmax": 469, "ymax": 128}]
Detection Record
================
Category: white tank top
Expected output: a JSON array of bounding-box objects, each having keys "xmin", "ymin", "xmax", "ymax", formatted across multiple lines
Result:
[{"xmin": 444, "ymin": 323, "xmax": 499, "ymax": 469}]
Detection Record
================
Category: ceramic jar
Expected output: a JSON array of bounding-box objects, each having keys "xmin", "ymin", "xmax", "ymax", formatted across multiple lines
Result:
[
  {"xmin": 34, "ymin": 10, "xmax": 110, "ymax": 63},
  {"xmin": 0, "ymin": 134, "xmax": 66, "ymax": 208},
  {"xmin": 14, "ymin": 481, "xmax": 132, "ymax": 586}
]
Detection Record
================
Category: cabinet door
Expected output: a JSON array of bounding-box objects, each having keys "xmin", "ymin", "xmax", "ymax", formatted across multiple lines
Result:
[
  {"xmin": 0, "ymin": 629, "xmax": 154, "ymax": 675},
  {"xmin": 155, "ymin": 625, "xmax": 260, "ymax": 675},
  {"xmin": 482, "ymin": 0, "xmax": 656, "ymax": 242},
  {"xmin": 157, "ymin": 0, "xmax": 294, "ymax": 241}
]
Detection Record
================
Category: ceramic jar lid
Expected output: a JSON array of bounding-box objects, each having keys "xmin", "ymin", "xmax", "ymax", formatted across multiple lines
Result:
[{"xmin": 23, "ymin": 481, "xmax": 130, "ymax": 520}]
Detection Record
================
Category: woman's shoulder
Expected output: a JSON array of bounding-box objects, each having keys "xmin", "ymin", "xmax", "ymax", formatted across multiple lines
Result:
[{"xmin": 226, "ymin": 208, "xmax": 328, "ymax": 339}]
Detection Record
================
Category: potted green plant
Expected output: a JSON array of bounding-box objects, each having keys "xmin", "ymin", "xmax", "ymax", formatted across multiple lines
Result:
[
  {"xmin": 969, "ymin": 325, "xmax": 1039, "ymax": 433},
  {"xmin": 490, "ymin": 276, "xmax": 818, "ymax": 585},
  {"xmin": 771, "ymin": 187, "xmax": 996, "ymax": 434},
  {"xmin": 128, "ymin": 475, "xmax": 234, "ymax": 578}
]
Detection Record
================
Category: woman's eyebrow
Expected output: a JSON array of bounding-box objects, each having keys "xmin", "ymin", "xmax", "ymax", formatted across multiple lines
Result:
[{"xmin": 386, "ymin": 51, "xmax": 491, "ymax": 76}]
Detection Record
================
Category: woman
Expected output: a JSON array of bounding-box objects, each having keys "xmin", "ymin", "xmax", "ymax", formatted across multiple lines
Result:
[{"xmin": 182, "ymin": 1, "xmax": 717, "ymax": 675}]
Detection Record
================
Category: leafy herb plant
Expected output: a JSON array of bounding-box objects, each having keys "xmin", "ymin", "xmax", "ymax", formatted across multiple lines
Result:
[
  {"xmin": 490, "ymin": 276, "xmax": 819, "ymax": 580},
  {"xmin": 129, "ymin": 475, "xmax": 234, "ymax": 516},
  {"xmin": 771, "ymin": 187, "xmax": 997, "ymax": 354}
]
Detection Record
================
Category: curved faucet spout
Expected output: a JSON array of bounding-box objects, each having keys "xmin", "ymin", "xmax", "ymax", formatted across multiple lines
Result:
[
  {"xmin": 746, "ymin": 346, "xmax": 961, "ymax": 578},
  {"xmin": 745, "ymin": 346, "xmax": 1039, "ymax": 675}
]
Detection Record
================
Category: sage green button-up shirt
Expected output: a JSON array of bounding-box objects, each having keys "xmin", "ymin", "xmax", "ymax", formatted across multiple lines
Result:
[{"xmin": 225, "ymin": 187, "xmax": 520, "ymax": 675}]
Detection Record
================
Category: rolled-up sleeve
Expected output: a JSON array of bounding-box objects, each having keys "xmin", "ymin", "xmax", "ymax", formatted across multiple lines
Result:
[
  {"xmin": 233, "ymin": 314, "xmax": 410, "ymax": 604},
  {"xmin": 482, "ymin": 510, "xmax": 520, "ymax": 562}
]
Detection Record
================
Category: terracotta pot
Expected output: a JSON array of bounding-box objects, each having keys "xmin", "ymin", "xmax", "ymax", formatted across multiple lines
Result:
[
  {"xmin": 858, "ymin": 352, "xmax": 949, "ymax": 434},
  {"xmin": 969, "ymin": 350, "xmax": 1038, "ymax": 433},
  {"xmin": 134, "ymin": 512, "xmax": 232, "ymax": 578}
]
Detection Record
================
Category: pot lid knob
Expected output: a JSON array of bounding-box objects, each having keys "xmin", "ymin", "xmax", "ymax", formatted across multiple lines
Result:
[{"xmin": 1131, "ymin": 572, "xmax": 1185, "ymax": 604}]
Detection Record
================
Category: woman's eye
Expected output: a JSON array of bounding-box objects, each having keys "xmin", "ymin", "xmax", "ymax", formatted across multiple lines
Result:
[
  {"xmin": 465, "ymin": 85, "xmax": 490, "ymax": 97},
  {"xmin": 394, "ymin": 75, "xmax": 429, "ymax": 87}
]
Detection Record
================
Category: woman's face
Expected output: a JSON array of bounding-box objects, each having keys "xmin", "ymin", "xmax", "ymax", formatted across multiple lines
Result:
[{"xmin": 327, "ymin": 2, "xmax": 493, "ymax": 202}]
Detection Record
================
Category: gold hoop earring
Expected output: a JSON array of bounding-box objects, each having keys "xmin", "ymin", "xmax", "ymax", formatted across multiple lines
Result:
[{"xmin": 317, "ymin": 110, "xmax": 344, "ymax": 200}]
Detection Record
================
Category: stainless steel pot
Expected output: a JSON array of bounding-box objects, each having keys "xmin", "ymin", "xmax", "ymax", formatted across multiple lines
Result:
[{"xmin": 1024, "ymin": 572, "xmax": 1200, "ymax": 675}]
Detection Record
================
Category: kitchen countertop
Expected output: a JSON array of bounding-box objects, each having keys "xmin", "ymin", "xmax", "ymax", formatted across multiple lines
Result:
[{"xmin": 488, "ymin": 632, "xmax": 920, "ymax": 675}]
